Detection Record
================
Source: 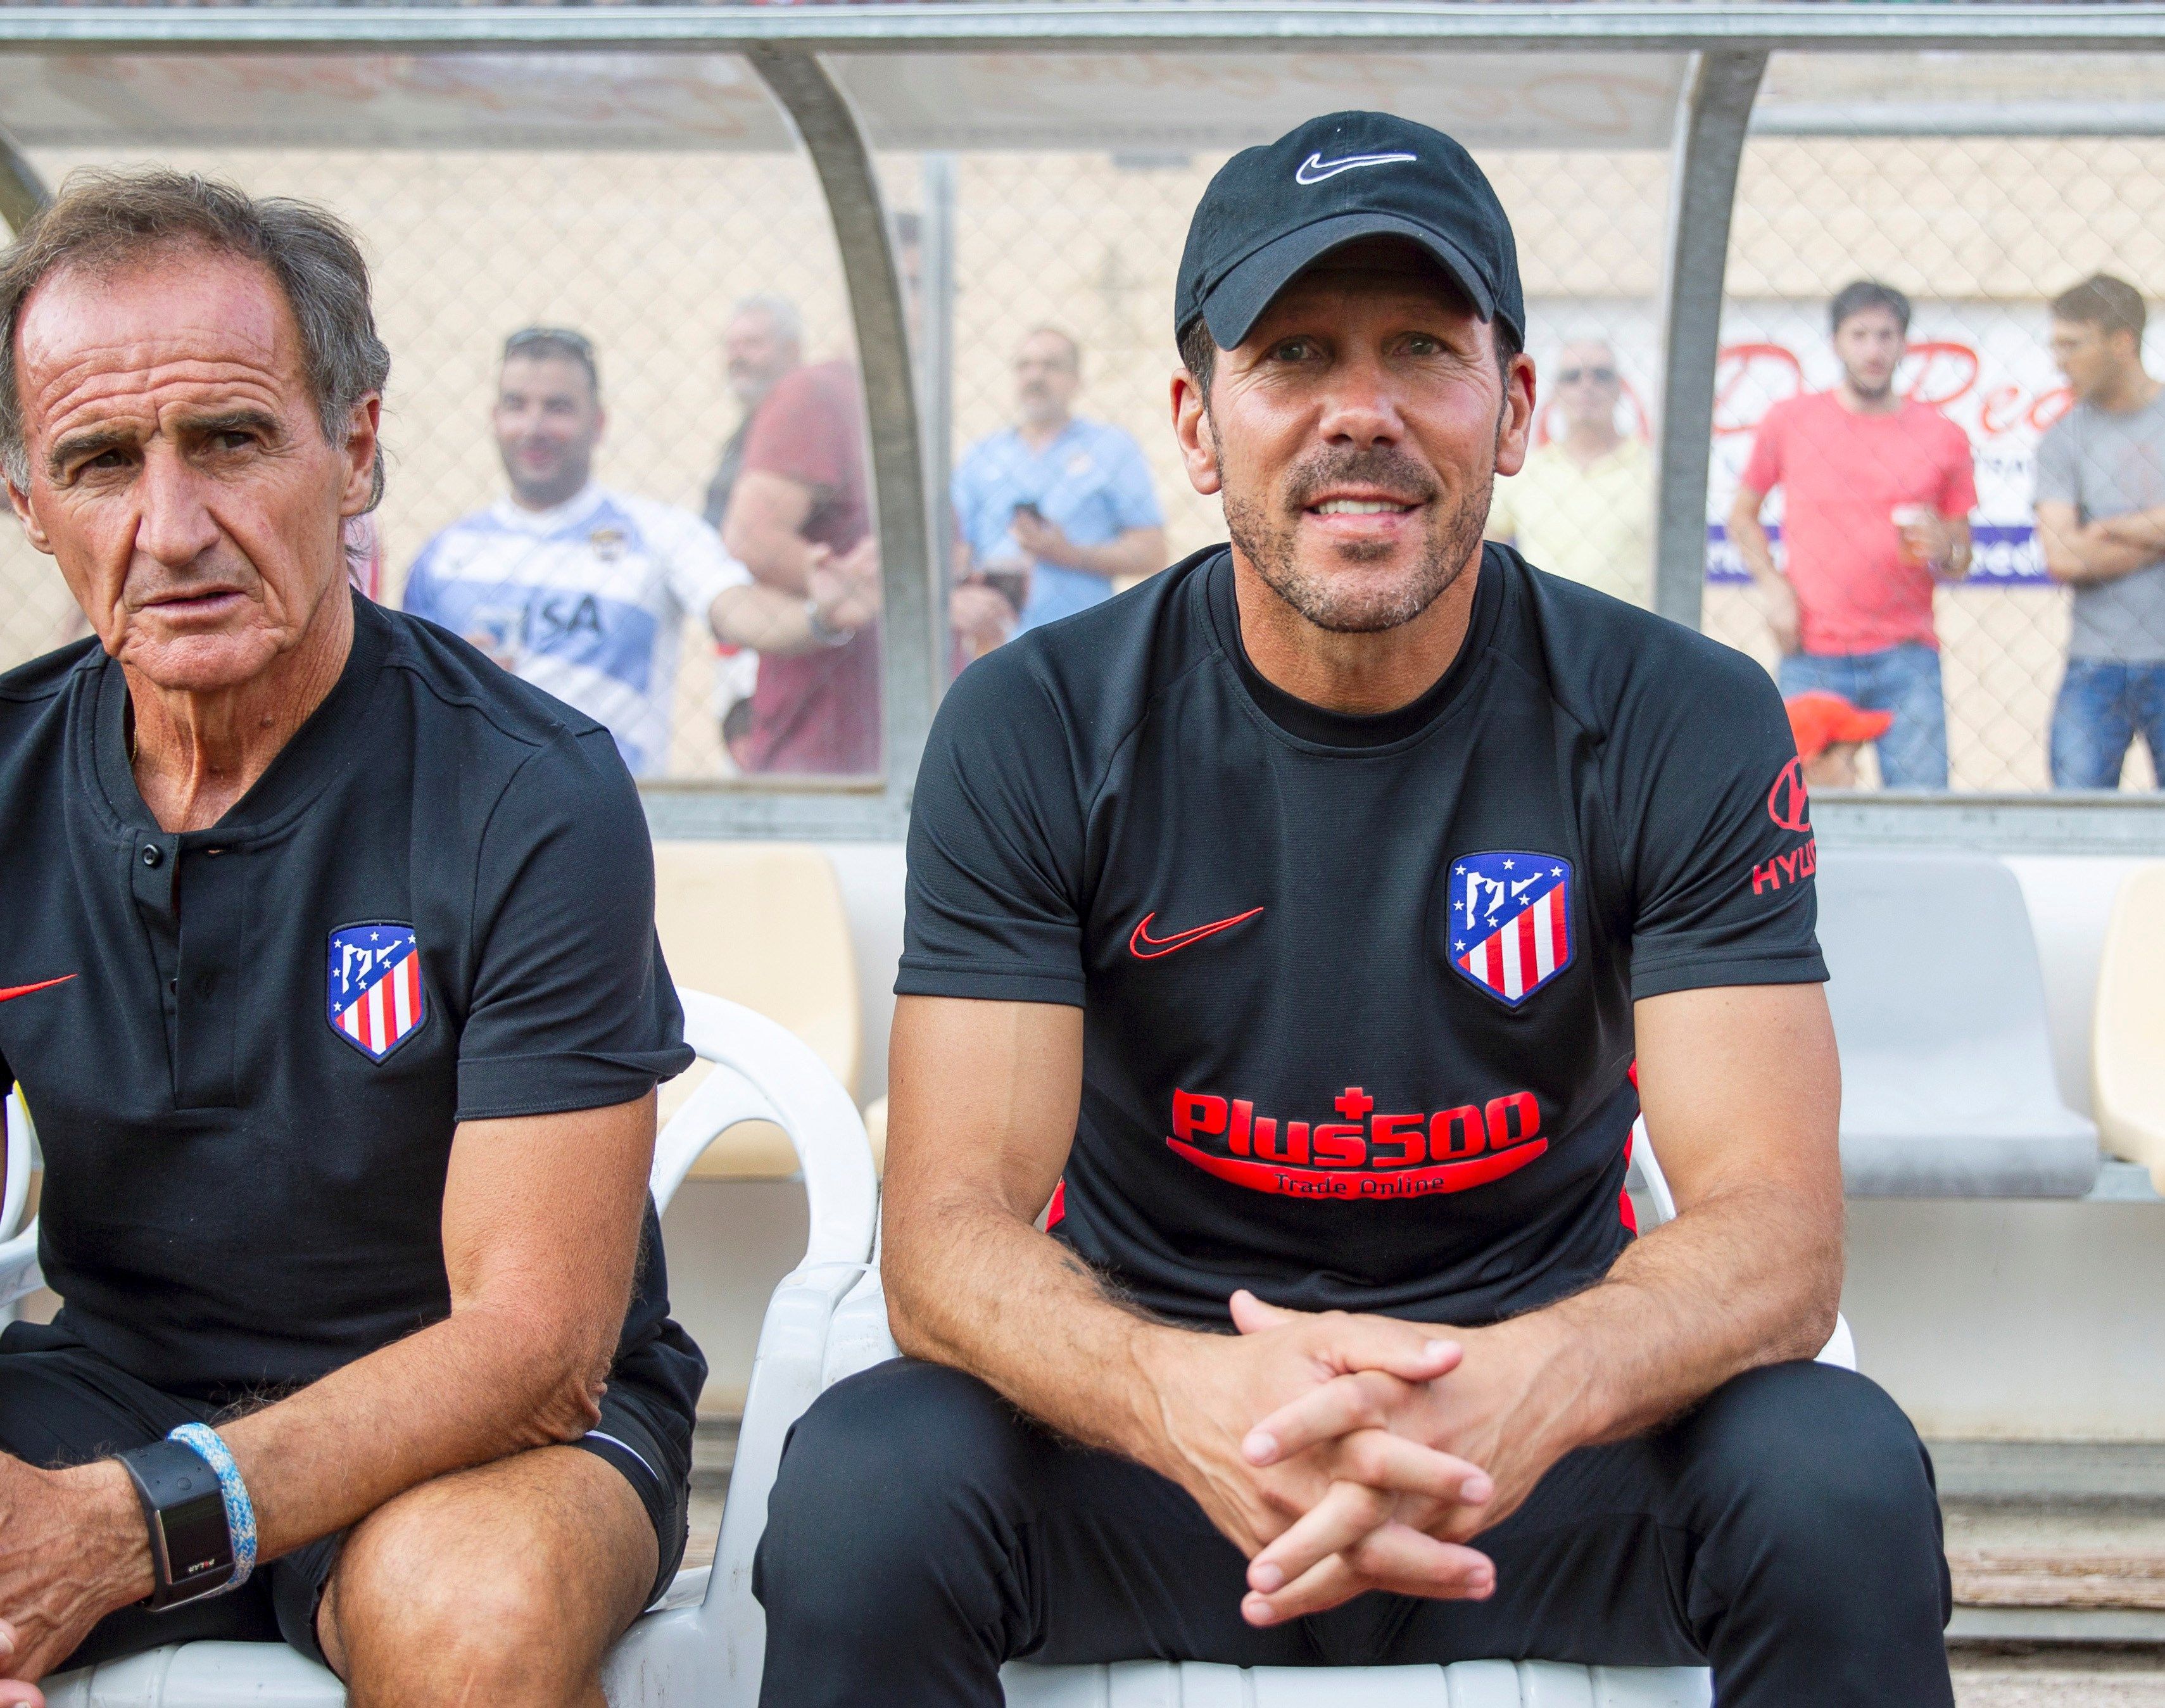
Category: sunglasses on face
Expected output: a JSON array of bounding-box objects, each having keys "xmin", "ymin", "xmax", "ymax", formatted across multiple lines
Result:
[{"xmin": 1557, "ymin": 366, "xmax": 1618, "ymax": 384}]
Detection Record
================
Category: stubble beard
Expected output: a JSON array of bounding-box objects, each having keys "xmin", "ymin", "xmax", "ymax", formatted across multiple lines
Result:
[{"xmin": 1218, "ymin": 427, "xmax": 1494, "ymax": 635}]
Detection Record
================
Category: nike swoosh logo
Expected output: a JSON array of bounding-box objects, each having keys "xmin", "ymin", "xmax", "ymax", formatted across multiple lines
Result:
[
  {"xmin": 0, "ymin": 975, "xmax": 73, "ymax": 1005},
  {"xmin": 1295, "ymin": 150, "xmax": 1417, "ymax": 186},
  {"xmin": 1129, "ymin": 909, "xmax": 1265, "ymax": 961}
]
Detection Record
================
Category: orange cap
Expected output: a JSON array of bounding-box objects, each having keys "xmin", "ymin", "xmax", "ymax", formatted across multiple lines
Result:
[{"xmin": 1786, "ymin": 691, "xmax": 1894, "ymax": 762}]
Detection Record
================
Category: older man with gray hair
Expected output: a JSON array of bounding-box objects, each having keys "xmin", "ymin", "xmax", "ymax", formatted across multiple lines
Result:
[{"xmin": 0, "ymin": 170, "xmax": 701, "ymax": 1706}]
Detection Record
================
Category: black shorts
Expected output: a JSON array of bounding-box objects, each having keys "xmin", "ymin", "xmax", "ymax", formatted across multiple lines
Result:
[{"xmin": 0, "ymin": 1319, "xmax": 692, "ymax": 1672}]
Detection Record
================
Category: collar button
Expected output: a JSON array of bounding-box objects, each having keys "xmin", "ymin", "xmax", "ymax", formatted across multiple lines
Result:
[{"xmin": 139, "ymin": 844, "xmax": 162, "ymax": 869}]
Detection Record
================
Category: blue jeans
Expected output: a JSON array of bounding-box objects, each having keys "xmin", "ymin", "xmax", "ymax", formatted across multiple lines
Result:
[
  {"xmin": 1778, "ymin": 645, "xmax": 1949, "ymax": 790},
  {"xmin": 2050, "ymin": 659, "xmax": 2165, "ymax": 789}
]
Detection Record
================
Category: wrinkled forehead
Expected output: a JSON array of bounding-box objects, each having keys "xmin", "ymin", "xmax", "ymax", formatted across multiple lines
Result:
[{"xmin": 16, "ymin": 247, "xmax": 305, "ymax": 429}]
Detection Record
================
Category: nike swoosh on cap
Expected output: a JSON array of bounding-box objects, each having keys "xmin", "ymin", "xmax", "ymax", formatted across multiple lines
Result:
[
  {"xmin": 1294, "ymin": 150, "xmax": 1418, "ymax": 186},
  {"xmin": 1129, "ymin": 909, "xmax": 1265, "ymax": 960},
  {"xmin": 0, "ymin": 975, "xmax": 73, "ymax": 1004}
]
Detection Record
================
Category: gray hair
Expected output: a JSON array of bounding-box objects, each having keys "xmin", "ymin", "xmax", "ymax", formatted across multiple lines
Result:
[
  {"xmin": 0, "ymin": 168, "xmax": 391, "ymax": 504},
  {"xmin": 731, "ymin": 293, "xmax": 802, "ymax": 348}
]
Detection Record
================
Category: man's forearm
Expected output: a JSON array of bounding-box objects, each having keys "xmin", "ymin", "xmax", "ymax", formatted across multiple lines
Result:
[
  {"xmin": 2097, "ymin": 507, "xmax": 2165, "ymax": 554},
  {"xmin": 220, "ymin": 1298, "xmax": 608, "ymax": 1561},
  {"xmin": 1515, "ymin": 1179, "xmax": 1840, "ymax": 1452},
  {"xmin": 1728, "ymin": 508, "xmax": 1781, "ymax": 590},
  {"xmin": 886, "ymin": 1199, "xmax": 1184, "ymax": 1472},
  {"xmin": 712, "ymin": 584, "xmax": 820, "ymax": 657}
]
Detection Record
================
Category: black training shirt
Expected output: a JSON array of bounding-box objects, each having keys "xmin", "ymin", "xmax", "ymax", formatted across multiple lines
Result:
[
  {"xmin": 899, "ymin": 545, "xmax": 1824, "ymax": 1328},
  {"xmin": 0, "ymin": 594, "xmax": 703, "ymax": 1414}
]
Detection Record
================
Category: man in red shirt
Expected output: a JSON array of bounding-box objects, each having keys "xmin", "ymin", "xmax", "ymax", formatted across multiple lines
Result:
[
  {"xmin": 1729, "ymin": 281, "xmax": 1976, "ymax": 788},
  {"xmin": 721, "ymin": 358, "xmax": 882, "ymax": 775}
]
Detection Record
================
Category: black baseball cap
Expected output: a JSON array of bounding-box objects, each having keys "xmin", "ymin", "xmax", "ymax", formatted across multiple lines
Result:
[{"xmin": 1175, "ymin": 111, "xmax": 1524, "ymax": 355}]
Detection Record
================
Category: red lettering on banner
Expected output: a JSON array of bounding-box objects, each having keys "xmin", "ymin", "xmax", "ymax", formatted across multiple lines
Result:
[
  {"xmin": 2030, "ymin": 387, "xmax": 2074, "ymax": 433},
  {"xmin": 1167, "ymin": 1137, "xmax": 1550, "ymax": 1201},
  {"xmin": 1369, "ymin": 1112, "xmax": 1426, "ymax": 1168},
  {"xmin": 1902, "ymin": 341, "xmax": 1980, "ymax": 410},
  {"xmin": 1978, "ymin": 383, "xmax": 2025, "ymax": 436}
]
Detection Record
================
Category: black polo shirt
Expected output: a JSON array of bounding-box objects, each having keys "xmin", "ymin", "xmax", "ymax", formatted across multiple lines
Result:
[
  {"xmin": 0, "ymin": 593, "xmax": 702, "ymax": 1417},
  {"xmin": 897, "ymin": 545, "xmax": 1824, "ymax": 1329}
]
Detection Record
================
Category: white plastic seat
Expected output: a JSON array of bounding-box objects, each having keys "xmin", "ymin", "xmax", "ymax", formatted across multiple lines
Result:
[
  {"xmin": 1815, "ymin": 850, "xmax": 2099, "ymax": 1197},
  {"xmin": 32, "ymin": 989, "xmax": 878, "ymax": 1708}
]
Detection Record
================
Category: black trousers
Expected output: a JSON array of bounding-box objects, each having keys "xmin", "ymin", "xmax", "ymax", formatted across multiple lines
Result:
[{"xmin": 754, "ymin": 1357, "xmax": 1954, "ymax": 1706}]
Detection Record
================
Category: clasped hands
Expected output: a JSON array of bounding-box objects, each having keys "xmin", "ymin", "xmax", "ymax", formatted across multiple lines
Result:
[{"xmin": 1149, "ymin": 1290, "xmax": 1572, "ymax": 1630}]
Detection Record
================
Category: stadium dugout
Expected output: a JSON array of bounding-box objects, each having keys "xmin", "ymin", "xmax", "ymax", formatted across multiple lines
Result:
[{"xmin": 0, "ymin": 2, "xmax": 2161, "ymax": 1701}]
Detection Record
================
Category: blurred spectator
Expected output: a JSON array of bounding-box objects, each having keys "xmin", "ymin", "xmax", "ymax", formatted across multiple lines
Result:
[
  {"xmin": 1786, "ymin": 690, "xmax": 1893, "ymax": 790},
  {"xmin": 704, "ymin": 295, "xmax": 804, "ymax": 754},
  {"xmin": 719, "ymin": 218, "xmax": 923, "ymax": 775},
  {"xmin": 2034, "ymin": 275, "xmax": 2165, "ymax": 790},
  {"xmin": 723, "ymin": 354, "xmax": 883, "ymax": 775},
  {"xmin": 704, "ymin": 294, "xmax": 804, "ymax": 530},
  {"xmin": 404, "ymin": 326, "xmax": 864, "ymax": 776},
  {"xmin": 1484, "ymin": 338, "xmax": 1651, "ymax": 605},
  {"xmin": 1729, "ymin": 281, "xmax": 1976, "ymax": 790},
  {"xmin": 949, "ymin": 327, "xmax": 1165, "ymax": 650}
]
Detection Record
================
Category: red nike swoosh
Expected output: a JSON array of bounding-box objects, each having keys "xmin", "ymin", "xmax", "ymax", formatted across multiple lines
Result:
[
  {"xmin": 1129, "ymin": 908, "xmax": 1264, "ymax": 960},
  {"xmin": 0, "ymin": 976, "xmax": 73, "ymax": 1005}
]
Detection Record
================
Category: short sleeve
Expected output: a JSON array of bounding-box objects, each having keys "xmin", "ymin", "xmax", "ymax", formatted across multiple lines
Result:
[
  {"xmin": 1738, "ymin": 409, "xmax": 1786, "ymax": 498},
  {"xmin": 1104, "ymin": 433, "xmax": 1165, "ymax": 531},
  {"xmin": 1484, "ymin": 472, "xmax": 1520, "ymax": 541},
  {"xmin": 1608, "ymin": 642, "xmax": 1827, "ymax": 1000},
  {"xmin": 743, "ymin": 366, "xmax": 852, "ymax": 495},
  {"xmin": 457, "ymin": 728, "xmax": 693, "ymax": 1120},
  {"xmin": 656, "ymin": 508, "xmax": 750, "ymax": 619},
  {"xmin": 895, "ymin": 646, "xmax": 1090, "ymax": 1006},
  {"xmin": 2034, "ymin": 418, "xmax": 2080, "ymax": 510},
  {"xmin": 1938, "ymin": 422, "xmax": 1979, "ymax": 517}
]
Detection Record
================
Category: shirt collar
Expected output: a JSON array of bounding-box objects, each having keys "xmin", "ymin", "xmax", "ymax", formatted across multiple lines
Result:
[{"xmin": 490, "ymin": 483, "xmax": 608, "ymax": 535}]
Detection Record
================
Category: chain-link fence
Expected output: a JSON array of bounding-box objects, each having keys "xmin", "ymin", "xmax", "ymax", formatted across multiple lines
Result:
[{"xmin": 1, "ymin": 34, "xmax": 2161, "ymax": 799}]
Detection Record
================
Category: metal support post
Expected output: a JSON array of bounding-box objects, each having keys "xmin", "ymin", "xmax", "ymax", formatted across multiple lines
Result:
[
  {"xmin": 0, "ymin": 123, "xmax": 49, "ymax": 235},
  {"xmin": 919, "ymin": 153, "xmax": 958, "ymax": 689},
  {"xmin": 749, "ymin": 47, "xmax": 936, "ymax": 832},
  {"xmin": 1651, "ymin": 49, "xmax": 1766, "ymax": 632}
]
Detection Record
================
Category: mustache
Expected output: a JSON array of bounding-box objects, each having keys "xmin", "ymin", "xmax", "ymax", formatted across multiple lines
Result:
[{"xmin": 1283, "ymin": 446, "xmax": 1440, "ymax": 512}]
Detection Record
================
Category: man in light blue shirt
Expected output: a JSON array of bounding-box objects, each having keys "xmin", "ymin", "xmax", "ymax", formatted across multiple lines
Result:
[{"xmin": 950, "ymin": 329, "xmax": 1165, "ymax": 646}]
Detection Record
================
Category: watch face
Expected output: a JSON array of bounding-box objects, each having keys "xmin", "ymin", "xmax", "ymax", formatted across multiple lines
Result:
[{"xmin": 161, "ymin": 1489, "xmax": 231, "ymax": 1586}]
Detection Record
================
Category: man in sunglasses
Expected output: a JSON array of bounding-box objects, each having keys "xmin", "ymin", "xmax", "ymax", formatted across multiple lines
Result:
[
  {"xmin": 1484, "ymin": 338, "xmax": 1650, "ymax": 606},
  {"xmin": 403, "ymin": 327, "xmax": 876, "ymax": 777}
]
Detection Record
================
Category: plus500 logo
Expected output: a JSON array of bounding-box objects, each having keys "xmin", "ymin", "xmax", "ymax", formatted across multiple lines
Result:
[{"xmin": 1166, "ymin": 1085, "xmax": 1548, "ymax": 1202}]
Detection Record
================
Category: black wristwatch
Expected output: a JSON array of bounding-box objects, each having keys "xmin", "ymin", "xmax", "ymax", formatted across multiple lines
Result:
[{"xmin": 116, "ymin": 1439, "xmax": 236, "ymax": 1610}]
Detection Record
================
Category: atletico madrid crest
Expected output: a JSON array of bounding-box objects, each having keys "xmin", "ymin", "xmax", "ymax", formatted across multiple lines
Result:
[
  {"xmin": 326, "ymin": 923, "xmax": 426, "ymax": 1061},
  {"xmin": 1448, "ymin": 852, "xmax": 1574, "ymax": 1008}
]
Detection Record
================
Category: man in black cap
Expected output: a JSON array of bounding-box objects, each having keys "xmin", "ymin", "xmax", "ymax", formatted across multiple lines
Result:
[{"xmin": 754, "ymin": 113, "xmax": 1952, "ymax": 1705}]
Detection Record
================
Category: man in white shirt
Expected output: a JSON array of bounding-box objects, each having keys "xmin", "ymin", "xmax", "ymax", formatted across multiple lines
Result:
[{"xmin": 405, "ymin": 327, "xmax": 874, "ymax": 776}]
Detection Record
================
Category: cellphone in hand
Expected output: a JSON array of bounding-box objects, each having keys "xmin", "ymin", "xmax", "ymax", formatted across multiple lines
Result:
[{"xmin": 1013, "ymin": 501, "xmax": 1044, "ymax": 524}]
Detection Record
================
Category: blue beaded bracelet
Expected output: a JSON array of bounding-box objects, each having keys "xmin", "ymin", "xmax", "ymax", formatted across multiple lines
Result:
[{"xmin": 167, "ymin": 1422, "xmax": 257, "ymax": 1591}]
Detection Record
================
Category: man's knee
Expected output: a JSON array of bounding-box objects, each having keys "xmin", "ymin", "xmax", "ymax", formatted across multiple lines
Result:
[
  {"xmin": 325, "ymin": 1455, "xmax": 651, "ymax": 1703},
  {"xmin": 1687, "ymin": 1362, "xmax": 1945, "ymax": 1591},
  {"xmin": 757, "ymin": 1359, "xmax": 1036, "ymax": 1623}
]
